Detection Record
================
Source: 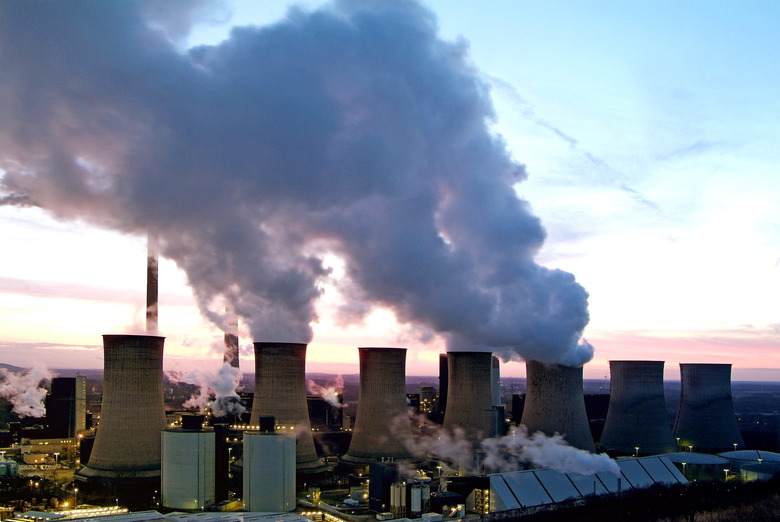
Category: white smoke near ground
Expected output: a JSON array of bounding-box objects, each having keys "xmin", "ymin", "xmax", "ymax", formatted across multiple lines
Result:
[
  {"xmin": 167, "ymin": 362, "xmax": 245, "ymax": 417},
  {"xmin": 0, "ymin": 0, "xmax": 593, "ymax": 366},
  {"xmin": 0, "ymin": 364, "xmax": 55, "ymax": 418},
  {"xmin": 307, "ymin": 374, "xmax": 345, "ymax": 408},
  {"xmin": 397, "ymin": 417, "xmax": 618, "ymax": 476}
]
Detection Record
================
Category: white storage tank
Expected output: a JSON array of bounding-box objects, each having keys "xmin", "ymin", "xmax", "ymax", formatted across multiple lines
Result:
[
  {"xmin": 243, "ymin": 416, "xmax": 296, "ymax": 512},
  {"xmin": 161, "ymin": 414, "xmax": 215, "ymax": 511}
]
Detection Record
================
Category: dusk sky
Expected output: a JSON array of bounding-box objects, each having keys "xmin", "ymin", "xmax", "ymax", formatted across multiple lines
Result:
[{"xmin": 1, "ymin": 0, "xmax": 778, "ymax": 380}]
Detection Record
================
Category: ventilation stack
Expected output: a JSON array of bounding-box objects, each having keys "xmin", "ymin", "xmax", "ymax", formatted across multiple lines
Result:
[
  {"xmin": 76, "ymin": 335, "xmax": 166, "ymax": 483},
  {"xmin": 598, "ymin": 360, "xmax": 676, "ymax": 455},
  {"xmin": 674, "ymin": 363, "xmax": 744, "ymax": 452},
  {"xmin": 520, "ymin": 361, "xmax": 596, "ymax": 452},
  {"xmin": 442, "ymin": 351, "xmax": 494, "ymax": 441},
  {"xmin": 342, "ymin": 347, "xmax": 414, "ymax": 466},
  {"xmin": 248, "ymin": 342, "xmax": 326, "ymax": 474}
]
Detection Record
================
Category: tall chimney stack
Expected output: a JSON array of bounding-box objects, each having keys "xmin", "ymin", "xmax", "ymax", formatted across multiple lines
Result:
[{"xmin": 146, "ymin": 234, "xmax": 158, "ymax": 335}]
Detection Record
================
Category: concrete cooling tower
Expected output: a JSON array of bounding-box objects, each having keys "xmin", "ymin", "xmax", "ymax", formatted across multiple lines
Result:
[
  {"xmin": 76, "ymin": 335, "xmax": 166, "ymax": 482},
  {"xmin": 520, "ymin": 361, "xmax": 596, "ymax": 452},
  {"xmin": 598, "ymin": 360, "xmax": 676, "ymax": 455},
  {"xmin": 674, "ymin": 363, "xmax": 744, "ymax": 452},
  {"xmin": 442, "ymin": 351, "xmax": 494, "ymax": 441},
  {"xmin": 342, "ymin": 347, "xmax": 414, "ymax": 466},
  {"xmin": 248, "ymin": 342, "xmax": 326, "ymax": 474}
]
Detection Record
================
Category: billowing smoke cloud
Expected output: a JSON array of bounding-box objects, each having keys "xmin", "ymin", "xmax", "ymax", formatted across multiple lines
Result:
[
  {"xmin": 397, "ymin": 419, "xmax": 618, "ymax": 476},
  {"xmin": 307, "ymin": 375, "xmax": 345, "ymax": 408},
  {"xmin": 0, "ymin": 364, "xmax": 55, "ymax": 418},
  {"xmin": 0, "ymin": 0, "xmax": 592, "ymax": 365},
  {"xmin": 167, "ymin": 362, "xmax": 245, "ymax": 417}
]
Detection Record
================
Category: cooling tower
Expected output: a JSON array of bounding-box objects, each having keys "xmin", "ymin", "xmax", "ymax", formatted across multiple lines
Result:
[
  {"xmin": 673, "ymin": 363, "xmax": 744, "ymax": 451},
  {"xmin": 442, "ymin": 351, "xmax": 494, "ymax": 440},
  {"xmin": 248, "ymin": 342, "xmax": 326, "ymax": 473},
  {"xmin": 520, "ymin": 361, "xmax": 596, "ymax": 452},
  {"xmin": 598, "ymin": 360, "xmax": 676, "ymax": 455},
  {"xmin": 342, "ymin": 347, "xmax": 414, "ymax": 465},
  {"xmin": 76, "ymin": 335, "xmax": 166, "ymax": 480}
]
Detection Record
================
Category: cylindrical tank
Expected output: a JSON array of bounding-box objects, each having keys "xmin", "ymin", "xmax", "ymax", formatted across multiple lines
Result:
[
  {"xmin": 598, "ymin": 360, "xmax": 676, "ymax": 455},
  {"xmin": 76, "ymin": 335, "xmax": 166, "ymax": 479},
  {"xmin": 248, "ymin": 342, "xmax": 325, "ymax": 473},
  {"xmin": 520, "ymin": 361, "xmax": 596, "ymax": 452},
  {"xmin": 442, "ymin": 351, "xmax": 493, "ymax": 441},
  {"xmin": 673, "ymin": 363, "xmax": 744, "ymax": 452},
  {"xmin": 243, "ymin": 431, "xmax": 296, "ymax": 512},
  {"xmin": 342, "ymin": 347, "xmax": 413, "ymax": 465},
  {"xmin": 161, "ymin": 415, "xmax": 215, "ymax": 510}
]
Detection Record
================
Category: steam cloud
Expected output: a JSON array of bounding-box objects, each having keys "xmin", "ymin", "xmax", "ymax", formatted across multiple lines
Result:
[
  {"xmin": 307, "ymin": 374, "xmax": 345, "ymax": 407},
  {"xmin": 398, "ymin": 420, "xmax": 618, "ymax": 476},
  {"xmin": 0, "ymin": 364, "xmax": 55, "ymax": 418},
  {"xmin": 167, "ymin": 362, "xmax": 245, "ymax": 417},
  {"xmin": 0, "ymin": 0, "xmax": 592, "ymax": 366}
]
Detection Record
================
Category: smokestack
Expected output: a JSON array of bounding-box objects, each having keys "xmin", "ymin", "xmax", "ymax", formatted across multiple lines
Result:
[
  {"xmin": 248, "ymin": 342, "xmax": 326, "ymax": 474},
  {"xmin": 598, "ymin": 360, "xmax": 676, "ymax": 455},
  {"xmin": 146, "ymin": 235, "xmax": 158, "ymax": 335},
  {"xmin": 223, "ymin": 309, "xmax": 239, "ymax": 368},
  {"xmin": 442, "ymin": 351, "xmax": 493, "ymax": 441},
  {"xmin": 673, "ymin": 363, "xmax": 744, "ymax": 451},
  {"xmin": 342, "ymin": 347, "xmax": 414, "ymax": 466},
  {"xmin": 76, "ymin": 335, "xmax": 166, "ymax": 481},
  {"xmin": 520, "ymin": 361, "xmax": 595, "ymax": 452}
]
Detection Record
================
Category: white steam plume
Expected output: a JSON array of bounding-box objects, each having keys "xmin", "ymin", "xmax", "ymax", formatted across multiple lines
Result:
[
  {"xmin": 396, "ymin": 417, "xmax": 618, "ymax": 476},
  {"xmin": 307, "ymin": 375, "xmax": 345, "ymax": 408},
  {"xmin": 167, "ymin": 362, "xmax": 245, "ymax": 417},
  {"xmin": 0, "ymin": 0, "xmax": 593, "ymax": 366},
  {"xmin": 0, "ymin": 364, "xmax": 55, "ymax": 418}
]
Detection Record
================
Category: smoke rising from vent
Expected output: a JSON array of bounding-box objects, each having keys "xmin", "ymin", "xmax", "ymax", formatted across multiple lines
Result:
[
  {"xmin": 167, "ymin": 362, "xmax": 245, "ymax": 418},
  {"xmin": 0, "ymin": 0, "xmax": 592, "ymax": 365},
  {"xmin": 307, "ymin": 375, "xmax": 345, "ymax": 408},
  {"xmin": 0, "ymin": 364, "xmax": 54, "ymax": 418}
]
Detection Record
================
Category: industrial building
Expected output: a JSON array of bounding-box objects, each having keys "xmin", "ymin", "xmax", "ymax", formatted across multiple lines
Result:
[
  {"xmin": 673, "ymin": 363, "xmax": 744, "ymax": 452},
  {"xmin": 598, "ymin": 360, "xmax": 677, "ymax": 455},
  {"xmin": 161, "ymin": 414, "xmax": 216, "ymax": 511},
  {"xmin": 520, "ymin": 361, "xmax": 596, "ymax": 452}
]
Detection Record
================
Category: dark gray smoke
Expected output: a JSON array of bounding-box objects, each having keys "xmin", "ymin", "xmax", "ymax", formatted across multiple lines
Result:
[{"xmin": 0, "ymin": 0, "xmax": 592, "ymax": 365}]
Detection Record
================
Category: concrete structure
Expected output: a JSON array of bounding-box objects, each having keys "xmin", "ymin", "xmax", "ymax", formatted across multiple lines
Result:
[
  {"xmin": 146, "ymin": 236, "xmax": 158, "ymax": 335},
  {"xmin": 243, "ymin": 429, "xmax": 296, "ymax": 512},
  {"xmin": 442, "ymin": 351, "xmax": 494, "ymax": 441},
  {"xmin": 520, "ymin": 361, "xmax": 596, "ymax": 452},
  {"xmin": 598, "ymin": 360, "xmax": 676, "ymax": 455},
  {"xmin": 436, "ymin": 353, "xmax": 448, "ymax": 421},
  {"xmin": 673, "ymin": 363, "xmax": 744, "ymax": 452},
  {"xmin": 248, "ymin": 342, "xmax": 325, "ymax": 473},
  {"xmin": 491, "ymin": 356, "xmax": 501, "ymax": 407},
  {"xmin": 161, "ymin": 415, "xmax": 215, "ymax": 510},
  {"xmin": 76, "ymin": 335, "xmax": 166, "ymax": 480},
  {"xmin": 342, "ymin": 348, "xmax": 414, "ymax": 465}
]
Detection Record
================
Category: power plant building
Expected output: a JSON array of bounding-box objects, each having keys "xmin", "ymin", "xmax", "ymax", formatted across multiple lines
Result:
[
  {"xmin": 598, "ymin": 360, "xmax": 676, "ymax": 455},
  {"xmin": 161, "ymin": 415, "xmax": 215, "ymax": 510},
  {"xmin": 243, "ymin": 428, "xmax": 296, "ymax": 512},
  {"xmin": 520, "ymin": 361, "xmax": 595, "ymax": 452},
  {"xmin": 342, "ymin": 347, "xmax": 414, "ymax": 465},
  {"xmin": 45, "ymin": 376, "xmax": 87, "ymax": 438},
  {"xmin": 76, "ymin": 334, "xmax": 166, "ymax": 482},
  {"xmin": 442, "ymin": 351, "xmax": 494, "ymax": 441},
  {"xmin": 673, "ymin": 363, "xmax": 744, "ymax": 452},
  {"xmin": 248, "ymin": 342, "xmax": 326, "ymax": 474}
]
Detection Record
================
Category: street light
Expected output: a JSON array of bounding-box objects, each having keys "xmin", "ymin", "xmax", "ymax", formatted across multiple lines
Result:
[
  {"xmin": 733, "ymin": 443, "xmax": 738, "ymax": 451},
  {"xmin": 688, "ymin": 445, "xmax": 693, "ymax": 453},
  {"xmin": 634, "ymin": 446, "xmax": 639, "ymax": 458},
  {"xmin": 723, "ymin": 468, "xmax": 729, "ymax": 481},
  {"xmin": 53, "ymin": 453, "xmax": 59, "ymax": 466},
  {"xmin": 681, "ymin": 462, "xmax": 687, "ymax": 475},
  {"xmin": 74, "ymin": 488, "xmax": 78, "ymax": 507}
]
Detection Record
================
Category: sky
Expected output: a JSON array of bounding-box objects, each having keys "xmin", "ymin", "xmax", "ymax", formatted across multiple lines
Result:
[{"xmin": 0, "ymin": 0, "xmax": 778, "ymax": 381}]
